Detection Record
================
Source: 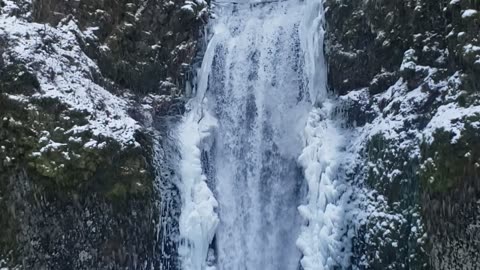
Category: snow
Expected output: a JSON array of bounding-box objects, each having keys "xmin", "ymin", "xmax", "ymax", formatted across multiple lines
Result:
[
  {"xmin": 40, "ymin": 141, "xmax": 67, "ymax": 153},
  {"xmin": 181, "ymin": 4, "xmax": 195, "ymax": 13},
  {"xmin": 181, "ymin": 0, "xmax": 207, "ymax": 14},
  {"xmin": 462, "ymin": 9, "xmax": 478, "ymax": 18},
  {"xmin": 84, "ymin": 140, "xmax": 99, "ymax": 149},
  {"xmin": 346, "ymin": 64, "xmax": 478, "ymax": 149},
  {"xmin": 400, "ymin": 49, "xmax": 417, "ymax": 72},
  {"xmin": 134, "ymin": 0, "xmax": 148, "ymax": 21},
  {"xmin": 350, "ymin": 68, "xmax": 479, "ymax": 146},
  {"xmin": 424, "ymin": 103, "xmax": 480, "ymax": 143},
  {"xmin": 463, "ymin": 44, "xmax": 480, "ymax": 54},
  {"xmin": 0, "ymin": 5, "xmax": 139, "ymax": 147},
  {"xmin": 2, "ymin": 0, "xmax": 31, "ymax": 17}
]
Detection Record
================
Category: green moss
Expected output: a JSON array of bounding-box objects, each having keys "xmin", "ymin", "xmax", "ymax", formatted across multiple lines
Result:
[
  {"xmin": 0, "ymin": 92, "xmax": 153, "ymax": 201},
  {"xmin": 1, "ymin": 81, "xmax": 155, "ymax": 264},
  {"xmin": 107, "ymin": 183, "xmax": 128, "ymax": 201},
  {"xmin": 366, "ymin": 134, "xmax": 420, "ymax": 205},
  {"xmin": 419, "ymin": 119, "xmax": 480, "ymax": 194}
]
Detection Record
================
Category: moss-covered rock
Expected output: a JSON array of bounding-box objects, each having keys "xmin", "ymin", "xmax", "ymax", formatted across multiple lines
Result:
[
  {"xmin": 419, "ymin": 120, "xmax": 480, "ymax": 268},
  {"xmin": 1, "ymin": 93, "xmax": 152, "ymax": 197},
  {"xmin": 420, "ymin": 122, "xmax": 480, "ymax": 194},
  {"xmin": 0, "ymin": 76, "xmax": 157, "ymax": 268},
  {"xmin": 0, "ymin": 0, "xmax": 191, "ymax": 268},
  {"xmin": 327, "ymin": 1, "xmax": 480, "ymax": 268},
  {"xmin": 352, "ymin": 134, "xmax": 429, "ymax": 269}
]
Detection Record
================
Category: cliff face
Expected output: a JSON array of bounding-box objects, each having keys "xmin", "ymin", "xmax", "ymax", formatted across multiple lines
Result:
[
  {"xmin": 0, "ymin": 0, "xmax": 206, "ymax": 268},
  {"xmin": 325, "ymin": 0, "xmax": 480, "ymax": 269}
]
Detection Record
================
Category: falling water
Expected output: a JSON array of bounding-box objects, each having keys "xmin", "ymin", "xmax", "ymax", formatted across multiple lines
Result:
[{"xmin": 175, "ymin": 0, "xmax": 351, "ymax": 269}]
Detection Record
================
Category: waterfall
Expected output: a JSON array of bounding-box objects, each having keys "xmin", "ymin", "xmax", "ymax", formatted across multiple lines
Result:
[{"xmin": 175, "ymin": 0, "xmax": 351, "ymax": 269}]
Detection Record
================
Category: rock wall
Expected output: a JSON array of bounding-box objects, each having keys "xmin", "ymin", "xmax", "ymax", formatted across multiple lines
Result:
[
  {"xmin": 325, "ymin": 0, "xmax": 480, "ymax": 269},
  {"xmin": 0, "ymin": 0, "xmax": 207, "ymax": 268}
]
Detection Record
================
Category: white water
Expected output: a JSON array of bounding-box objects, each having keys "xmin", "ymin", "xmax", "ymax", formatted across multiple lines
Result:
[{"xmin": 176, "ymin": 0, "xmax": 350, "ymax": 269}]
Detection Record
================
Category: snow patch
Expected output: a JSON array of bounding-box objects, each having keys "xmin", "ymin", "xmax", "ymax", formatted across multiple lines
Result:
[
  {"xmin": 0, "ymin": 9, "xmax": 139, "ymax": 146},
  {"xmin": 462, "ymin": 9, "xmax": 478, "ymax": 18},
  {"xmin": 424, "ymin": 103, "xmax": 480, "ymax": 143}
]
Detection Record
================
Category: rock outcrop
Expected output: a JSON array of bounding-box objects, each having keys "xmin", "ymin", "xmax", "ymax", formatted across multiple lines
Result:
[{"xmin": 32, "ymin": 0, "xmax": 208, "ymax": 95}]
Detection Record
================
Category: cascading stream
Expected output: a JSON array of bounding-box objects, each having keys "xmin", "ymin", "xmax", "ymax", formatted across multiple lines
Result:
[{"xmin": 175, "ymin": 0, "xmax": 350, "ymax": 269}]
